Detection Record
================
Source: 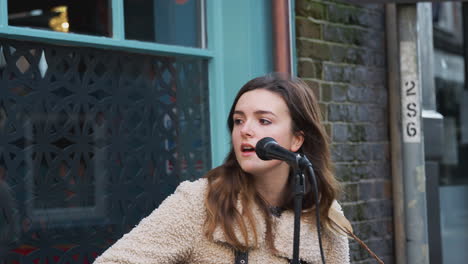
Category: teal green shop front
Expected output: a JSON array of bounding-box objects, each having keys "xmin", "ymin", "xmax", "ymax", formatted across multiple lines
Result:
[{"xmin": 0, "ymin": 0, "xmax": 276, "ymax": 262}]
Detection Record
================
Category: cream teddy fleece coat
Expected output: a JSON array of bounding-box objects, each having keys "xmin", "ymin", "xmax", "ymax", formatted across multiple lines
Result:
[{"xmin": 94, "ymin": 178, "xmax": 350, "ymax": 264}]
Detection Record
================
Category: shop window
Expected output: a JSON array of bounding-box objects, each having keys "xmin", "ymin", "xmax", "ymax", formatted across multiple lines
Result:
[
  {"xmin": 6, "ymin": 0, "xmax": 206, "ymax": 48},
  {"xmin": 124, "ymin": 0, "xmax": 206, "ymax": 48},
  {"xmin": 433, "ymin": 2, "xmax": 468, "ymax": 263},
  {"xmin": 8, "ymin": 0, "xmax": 111, "ymax": 36}
]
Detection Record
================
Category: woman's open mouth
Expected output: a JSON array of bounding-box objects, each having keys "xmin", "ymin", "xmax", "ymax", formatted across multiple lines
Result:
[{"xmin": 240, "ymin": 143, "xmax": 256, "ymax": 156}]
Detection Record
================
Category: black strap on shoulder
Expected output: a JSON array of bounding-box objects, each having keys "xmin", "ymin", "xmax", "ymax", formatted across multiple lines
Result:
[
  {"xmin": 235, "ymin": 250, "xmax": 312, "ymax": 264},
  {"xmin": 289, "ymin": 260, "xmax": 309, "ymax": 264},
  {"xmin": 234, "ymin": 250, "xmax": 248, "ymax": 264}
]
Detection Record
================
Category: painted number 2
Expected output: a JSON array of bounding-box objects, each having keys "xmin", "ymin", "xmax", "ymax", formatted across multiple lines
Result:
[{"xmin": 405, "ymin": 81, "xmax": 416, "ymax": 96}]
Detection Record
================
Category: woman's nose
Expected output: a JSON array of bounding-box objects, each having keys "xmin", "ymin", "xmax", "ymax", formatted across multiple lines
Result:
[{"xmin": 240, "ymin": 121, "xmax": 254, "ymax": 137}]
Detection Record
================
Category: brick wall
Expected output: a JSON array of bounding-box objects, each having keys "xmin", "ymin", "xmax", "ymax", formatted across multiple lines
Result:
[{"xmin": 295, "ymin": 1, "xmax": 394, "ymax": 263}]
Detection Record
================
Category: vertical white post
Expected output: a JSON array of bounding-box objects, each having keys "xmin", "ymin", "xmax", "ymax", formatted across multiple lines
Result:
[{"xmin": 398, "ymin": 4, "xmax": 430, "ymax": 264}]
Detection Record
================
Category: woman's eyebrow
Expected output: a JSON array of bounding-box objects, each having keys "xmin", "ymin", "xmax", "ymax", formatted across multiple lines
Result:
[
  {"xmin": 233, "ymin": 110, "xmax": 277, "ymax": 117},
  {"xmin": 254, "ymin": 110, "xmax": 277, "ymax": 117},
  {"xmin": 233, "ymin": 110, "xmax": 245, "ymax": 116}
]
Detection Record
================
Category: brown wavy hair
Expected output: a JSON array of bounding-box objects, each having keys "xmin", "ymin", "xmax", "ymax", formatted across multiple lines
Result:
[{"xmin": 204, "ymin": 73, "xmax": 340, "ymax": 252}]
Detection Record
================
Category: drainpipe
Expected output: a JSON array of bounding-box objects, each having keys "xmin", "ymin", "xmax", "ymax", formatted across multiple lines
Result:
[
  {"xmin": 272, "ymin": 0, "xmax": 292, "ymax": 74},
  {"xmin": 386, "ymin": 4, "xmax": 406, "ymax": 264}
]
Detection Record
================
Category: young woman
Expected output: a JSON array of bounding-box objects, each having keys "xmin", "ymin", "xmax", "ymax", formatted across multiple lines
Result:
[{"xmin": 94, "ymin": 73, "xmax": 350, "ymax": 264}]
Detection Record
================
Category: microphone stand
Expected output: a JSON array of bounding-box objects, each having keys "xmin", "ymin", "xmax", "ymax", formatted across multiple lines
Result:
[
  {"xmin": 291, "ymin": 154, "xmax": 326, "ymax": 264},
  {"xmin": 254, "ymin": 137, "xmax": 325, "ymax": 263},
  {"xmin": 291, "ymin": 165, "xmax": 305, "ymax": 264}
]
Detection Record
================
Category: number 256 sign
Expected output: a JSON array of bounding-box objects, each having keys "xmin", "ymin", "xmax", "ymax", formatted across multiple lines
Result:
[{"xmin": 402, "ymin": 78, "xmax": 421, "ymax": 143}]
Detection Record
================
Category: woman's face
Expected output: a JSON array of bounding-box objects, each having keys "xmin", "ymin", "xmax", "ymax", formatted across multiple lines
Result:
[{"xmin": 231, "ymin": 89, "xmax": 304, "ymax": 177}]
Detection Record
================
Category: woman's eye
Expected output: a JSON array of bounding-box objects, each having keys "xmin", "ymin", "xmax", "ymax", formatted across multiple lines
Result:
[
  {"xmin": 260, "ymin": 119, "xmax": 271, "ymax": 125},
  {"xmin": 234, "ymin": 118, "xmax": 243, "ymax": 125}
]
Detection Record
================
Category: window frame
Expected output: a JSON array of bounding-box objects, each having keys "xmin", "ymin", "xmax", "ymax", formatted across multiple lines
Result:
[{"xmin": 0, "ymin": 0, "xmax": 212, "ymax": 58}]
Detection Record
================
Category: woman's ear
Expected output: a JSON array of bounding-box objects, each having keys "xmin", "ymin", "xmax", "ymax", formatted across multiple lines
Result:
[{"xmin": 291, "ymin": 131, "xmax": 305, "ymax": 152}]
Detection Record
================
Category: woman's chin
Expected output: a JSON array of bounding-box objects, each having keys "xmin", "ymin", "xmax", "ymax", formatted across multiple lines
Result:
[
  {"xmin": 239, "ymin": 160, "xmax": 282, "ymax": 177},
  {"xmin": 238, "ymin": 162, "xmax": 263, "ymax": 176}
]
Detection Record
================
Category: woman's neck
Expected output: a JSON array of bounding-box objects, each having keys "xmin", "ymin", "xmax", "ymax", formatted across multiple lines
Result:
[{"xmin": 253, "ymin": 163, "xmax": 290, "ymax": 207}]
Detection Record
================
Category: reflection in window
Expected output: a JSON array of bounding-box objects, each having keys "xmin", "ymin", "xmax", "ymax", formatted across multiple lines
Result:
[
  {"xmin": 124, "ymin": 0, "xmax": 206, "ymax": 48},
  {"xmin": 8, "ymin": 0, "xmax": 111, "ymax": 36},
  {"xmin": 433, "ymin": 2, "xmax": 468, "ymax": 186}
]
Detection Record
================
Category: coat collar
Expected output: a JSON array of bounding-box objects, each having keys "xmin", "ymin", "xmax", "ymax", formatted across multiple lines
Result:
[
  {"xmin": 212, "ymin": 199, "xmax": 267, "ymax": 249},
  {"xmin": 272, "ymin": 210, "xmax": 324, "ymax": 263},
  {"xmin": 211, "ymin": 199, "xmax": 327, "ymax": 263}
]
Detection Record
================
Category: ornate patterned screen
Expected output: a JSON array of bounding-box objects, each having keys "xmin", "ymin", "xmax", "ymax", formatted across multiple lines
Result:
[{"xmin": 0, "ymin": 38, "xmax": 211, "ymax": 263}]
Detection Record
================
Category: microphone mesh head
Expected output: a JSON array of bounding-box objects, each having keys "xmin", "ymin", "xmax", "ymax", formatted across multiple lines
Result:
[{"xmin": 255, "ymin": 137, "xmax": 276, "ymax": 160}]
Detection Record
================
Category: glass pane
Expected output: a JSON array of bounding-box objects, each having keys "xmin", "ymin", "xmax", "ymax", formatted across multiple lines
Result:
[
  {"xmin": 124, "ymin": 0, "xmax": 206, "ymax": 48},
  {"xmin": 433, "ymin": 2, "xmax": 468, "ymax": 263},
  {"xmin": 0, "ymin": 38, "xmax": 211, "ymax": 262},
  {"xmin": 7, "ymin": 0, "xmax": 111, "ymax": 36}
]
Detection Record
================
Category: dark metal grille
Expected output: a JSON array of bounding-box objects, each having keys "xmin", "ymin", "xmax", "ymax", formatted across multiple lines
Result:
[{"xmin": 0, "ymin": 38, "xmax": 211, "ymax": 263}]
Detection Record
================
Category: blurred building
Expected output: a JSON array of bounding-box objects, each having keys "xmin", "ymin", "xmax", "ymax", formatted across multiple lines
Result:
[{"xmin": 0, "ymin": 0, "xmax": 466, "ymax": 263}]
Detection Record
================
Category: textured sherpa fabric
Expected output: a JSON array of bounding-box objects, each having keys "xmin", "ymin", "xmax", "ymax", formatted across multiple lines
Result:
[{"xmin": 94, "ymin": 178, "xmax": 350, "ymax": 264}]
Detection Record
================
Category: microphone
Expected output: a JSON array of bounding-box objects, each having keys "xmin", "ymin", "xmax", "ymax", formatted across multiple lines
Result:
[{"xmin": 255, "ymin": 137, "xmax": 308, "ymax": 168}]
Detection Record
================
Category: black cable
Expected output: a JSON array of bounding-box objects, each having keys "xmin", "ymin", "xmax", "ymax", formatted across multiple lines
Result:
[{"xmin": 306, "ymin": 164, "xmax": 326, "ymax": 264}]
